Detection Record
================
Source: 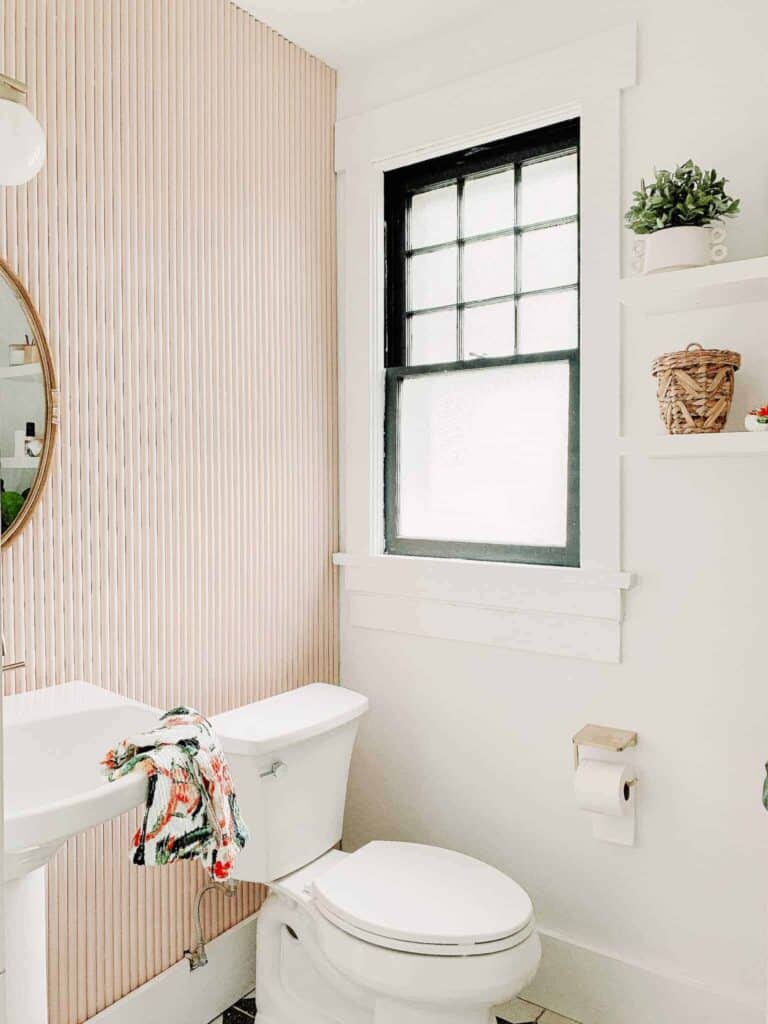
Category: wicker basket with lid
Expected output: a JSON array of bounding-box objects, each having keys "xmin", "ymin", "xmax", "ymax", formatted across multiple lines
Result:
[{"xmin": 651, "ymin": 343, "xmax": 741, "ymax": 434}]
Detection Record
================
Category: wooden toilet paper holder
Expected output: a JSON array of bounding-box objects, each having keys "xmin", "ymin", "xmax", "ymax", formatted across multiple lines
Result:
[{"xmin": 572, "ymin": 723, "xmax": 638, "ymax": 770}]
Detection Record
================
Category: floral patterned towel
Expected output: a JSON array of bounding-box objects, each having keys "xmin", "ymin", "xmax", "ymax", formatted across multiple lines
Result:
[{"xmin": 103, "ymin": 707, "xmax": 248, "ymax": 881}]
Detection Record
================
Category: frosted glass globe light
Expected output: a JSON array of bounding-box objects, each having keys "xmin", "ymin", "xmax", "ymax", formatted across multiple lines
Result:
[{"xmin": 0, "ymin": 75, "xmax": 46, "ymax": 187}]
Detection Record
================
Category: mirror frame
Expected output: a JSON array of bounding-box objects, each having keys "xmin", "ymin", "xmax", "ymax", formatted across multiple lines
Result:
[{"xmin": 0, "ymin": 257, "xmax": 57, "ymax": 547}]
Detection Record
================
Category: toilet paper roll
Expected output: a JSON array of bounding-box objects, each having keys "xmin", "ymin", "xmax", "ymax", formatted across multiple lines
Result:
[{"xmin": 574, "ymin": 759, "xmax": 633, "ymax": 817}]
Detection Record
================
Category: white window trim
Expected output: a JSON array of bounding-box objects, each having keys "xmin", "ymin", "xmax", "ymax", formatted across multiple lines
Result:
[{"xmin": 335, "ymin": 24, "xmax": 638, "ymax": 663}]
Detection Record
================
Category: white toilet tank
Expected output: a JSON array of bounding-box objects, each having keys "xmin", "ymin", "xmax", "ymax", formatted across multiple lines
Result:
[{"xmin": 211, "ymin": 683, "xmax": 368, "ymax": 883}]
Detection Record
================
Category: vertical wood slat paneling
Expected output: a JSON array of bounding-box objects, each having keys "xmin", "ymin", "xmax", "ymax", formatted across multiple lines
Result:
[{"xmin": 0, "ymin": 2, "xmax": 338, "ymax": 1020}]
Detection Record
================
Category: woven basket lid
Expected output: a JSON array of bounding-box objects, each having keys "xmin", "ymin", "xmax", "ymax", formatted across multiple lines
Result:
[{"xmin": 651, "ymin": 342, "xmax": 741, "ymax": 376}]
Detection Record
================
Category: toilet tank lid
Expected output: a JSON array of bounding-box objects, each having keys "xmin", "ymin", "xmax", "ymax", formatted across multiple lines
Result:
[{"xmin": 211, "ymin": 683, "xmax": 368, "ymax": 757}]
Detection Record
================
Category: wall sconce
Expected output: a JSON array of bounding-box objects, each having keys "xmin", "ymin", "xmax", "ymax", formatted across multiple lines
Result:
[{"xmin": 0, "ymin": 73, "xmax": 45, "ymax": 186}]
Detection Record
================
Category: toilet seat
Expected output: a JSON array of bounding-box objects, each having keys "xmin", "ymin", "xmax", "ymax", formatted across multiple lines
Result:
[
  {"xmin": 313, "ymin": 900, "xmax": 536, "ymax": 956},
  {"xmin": 311, "ymin": 841, "xmax": 534, "ymax": 957}
]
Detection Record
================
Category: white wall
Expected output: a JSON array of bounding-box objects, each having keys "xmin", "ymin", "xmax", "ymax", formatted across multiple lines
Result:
[{"xmin": 338, "ymin": 3, "xmax": 768, "ymax": 1022}]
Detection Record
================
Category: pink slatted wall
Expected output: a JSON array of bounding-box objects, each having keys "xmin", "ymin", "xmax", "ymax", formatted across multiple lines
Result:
[{"xmin": 0, "ymin": 2, "xmax": 337, "ymax": 1020}]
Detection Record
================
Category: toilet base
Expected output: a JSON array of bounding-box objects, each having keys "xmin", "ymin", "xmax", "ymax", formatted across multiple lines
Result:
[
  {"xmin": 257, "ymin": 1012, "xmax": 492, "ymax": 1024},
  {"xmin": 255, "ymin": 890, "xmax": 537, "ymax": 1024},
  {"xmin": 374, "ymin": 998, "xmax": 493, "ymax": 1024},
  {"xmin": 258, "ymin": 1006, "xmax": 493, "ymax": 1024},
  {"xmin": 256, "ymin": 892, "xmax": 373, "ymax": 1024}
]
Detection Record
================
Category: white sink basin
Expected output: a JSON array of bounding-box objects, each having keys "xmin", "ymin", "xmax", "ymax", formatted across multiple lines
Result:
[
  {"xmin": 2, "ymin": 681, "xmax": 159, "ymax": 1024},
  {"xmin": 3, "ymin": 681, "xmax": 157, "ymax": 880}
]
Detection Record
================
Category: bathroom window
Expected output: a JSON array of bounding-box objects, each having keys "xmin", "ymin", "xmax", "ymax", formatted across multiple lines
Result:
[{"xmin": 384, "ymin": 119, "xmax": 580, "ymax": 565}]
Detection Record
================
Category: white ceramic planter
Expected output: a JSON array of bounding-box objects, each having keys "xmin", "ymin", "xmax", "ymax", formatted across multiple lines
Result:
[
  {"xmin": 632, "ymin": 224, "xmax": 728, "ymax": 274},
  {"xmin": 744, "ymin": 414, "xmax": 768, "ymax": 432}
]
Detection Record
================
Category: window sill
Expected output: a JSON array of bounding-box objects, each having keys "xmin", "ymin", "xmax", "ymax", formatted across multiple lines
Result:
[
  {"xmin": 333, "ymin": 552, "xmax": 633, "ymax": 595},
  {"xmin": 333, "ymin": 553, "xmax": 635, "ymax": 663}
]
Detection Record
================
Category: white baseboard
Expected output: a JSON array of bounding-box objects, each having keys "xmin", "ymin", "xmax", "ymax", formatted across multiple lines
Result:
[
  {"xmin": 524, "ymin": 930, "xmax": 763, "ymax": 1024},
  {"xmin": 86, "ymin": 914, "xmax": 257, "ymax": 1024}
]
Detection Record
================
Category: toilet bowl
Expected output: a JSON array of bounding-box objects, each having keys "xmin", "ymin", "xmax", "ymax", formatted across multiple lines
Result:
[{"xmin": 212, "ymin": 684, "xmax": 541, "ymax": 1024}]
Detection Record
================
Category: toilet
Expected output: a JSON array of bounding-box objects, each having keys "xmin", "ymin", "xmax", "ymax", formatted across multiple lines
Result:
[{"xmin": 212, "ymin": 683, "xmax": 541, "ymax": 1024}]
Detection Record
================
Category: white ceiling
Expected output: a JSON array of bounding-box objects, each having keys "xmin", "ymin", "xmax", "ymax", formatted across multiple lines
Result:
[{"xmin": 232, "ymin": 0, "xmax": 507, "ymax": 68}]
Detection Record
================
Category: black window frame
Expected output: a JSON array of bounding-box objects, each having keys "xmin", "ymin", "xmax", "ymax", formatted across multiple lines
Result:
[{"xmin": 383, "ymin": 118, "xmax": 580, "ymax": 566}]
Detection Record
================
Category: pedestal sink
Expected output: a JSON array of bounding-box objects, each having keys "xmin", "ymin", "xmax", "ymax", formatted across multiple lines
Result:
[{"xmin": 3, "ymin": 682, "xmax": 157, "ymax": 1024}]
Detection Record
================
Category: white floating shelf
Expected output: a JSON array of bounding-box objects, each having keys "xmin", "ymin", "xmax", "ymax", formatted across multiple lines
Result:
[
  {"xmin": 0, "ymin": 457, "xmax": 41, "ymax": 470},
  {"xmin": 619, "ymin": 256, "xmax": 768, "ymax": 315},
  {"xmin": 0, "ymin": 363, "xmax": 42, "ymax": 380},
  {"xmin": 620, "ymin": 432, "xmax": 768, "ymax": 459}
]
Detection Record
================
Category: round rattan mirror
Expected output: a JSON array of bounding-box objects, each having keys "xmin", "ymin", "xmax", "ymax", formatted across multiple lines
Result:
[{"xmin": 0, "ymin": 258, "xmax": 57, "ymax": 546}]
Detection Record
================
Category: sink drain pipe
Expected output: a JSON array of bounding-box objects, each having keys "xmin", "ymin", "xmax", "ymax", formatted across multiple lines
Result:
[{"xmin": 184, "ymin": 879, "xmax": 238, "ymax": 970}]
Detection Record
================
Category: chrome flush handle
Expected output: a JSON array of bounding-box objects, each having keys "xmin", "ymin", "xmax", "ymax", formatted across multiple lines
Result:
[{"xmin": 259, "ymin": 760, "xmax": 288, "ymax": 780}]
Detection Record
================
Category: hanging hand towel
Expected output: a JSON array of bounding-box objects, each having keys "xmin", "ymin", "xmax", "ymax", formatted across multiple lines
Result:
[{"xmin": 103, "ymin": 707, "xmax": 249, "ymax": 881}]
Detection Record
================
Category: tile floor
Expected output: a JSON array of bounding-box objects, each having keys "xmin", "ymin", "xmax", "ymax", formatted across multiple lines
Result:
[
  {"xmin": 495, "ymin": 995, "xmax": 580, "ymax": 1023},
  {"xmin": 210, "ymin": 992, "xmax": 580, "ymax": 1024},
  {"xmin": 209, "ymin": 992, "xmax": 256, "ymax": 1023}
]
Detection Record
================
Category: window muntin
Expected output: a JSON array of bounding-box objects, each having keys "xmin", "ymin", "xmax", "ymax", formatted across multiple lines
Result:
[{"xmin": 384, "ymin": 120, "xmax": 580, "ymax": 566}]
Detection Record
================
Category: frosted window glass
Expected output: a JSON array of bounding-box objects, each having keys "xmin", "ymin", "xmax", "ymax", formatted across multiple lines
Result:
[
  {"xmin": 397, "ymin": 361, "xmax": 570, "ymax": 546},
  {"xmin": 409, "ymin": 310, "xmax": 457, "ymax": 365},
  {"xmin": 519, "ymin": 153, "xmax": 577, "ymax": 225},
  {"xmin": 463, "ymin": 169, "xmax": 516, "ymax": 237},
  {"xmin": 518, "ymin": 290, "xmax": 578, "ymax": 353},
  {"xmin": 410, "ymin": 185, "xmax": 457, "ymax": 249},
  {"xmin": 463, "ymin": 235, "xmax": 515, "ymax": 302},
  {"xmin": 520, "ymin": 223, "xmax": 577, "ymax": 293},
  {"xmin": 463, "ymin": 300, "xmax": 515, "ymax": 359},
  {"xmin": 408, "ymin": 247, "xmax": 457, "ymax": 311}
]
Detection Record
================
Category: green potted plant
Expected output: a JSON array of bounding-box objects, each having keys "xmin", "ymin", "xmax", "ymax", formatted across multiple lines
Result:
[
  {"xmin": 0, "ymin": 490, "xmax": 25, "ymax": 531},
  {"xmin": 625, "ymin": 160, "xmax": 740, "ymax": 274}
]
